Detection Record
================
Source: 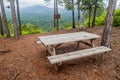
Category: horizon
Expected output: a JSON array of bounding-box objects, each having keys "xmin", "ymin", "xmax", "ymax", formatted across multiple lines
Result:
[
  {"xmin": 4, "ymin": 0, "xmax": 61, "ymax": 8},
  {"xmin": 4, "ymin": 0, "xmax": 120, "ymax": 9}
]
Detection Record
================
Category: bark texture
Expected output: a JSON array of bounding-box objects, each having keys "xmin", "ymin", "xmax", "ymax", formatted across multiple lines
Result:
[
  {"xmin": 72, "ymin": 0, "xmax": 75, "ymax": 28},
  {"xmin": 10, "ymin": 0, "xmax": 19, "ymax": 39},
  {"xmin": 16, "ymin": 0, "xmax": 22, "ymax": 35},
  {"xmin": 101, "ymin": 0, "xmax": 117, "ymax": 47},
  {"xmin": 0, "ymin": 0, "xmax": 10, "ymax": 37},
  {"xmin": 54, "ymin": 0, "xmax": 59, "ymax": 30},
  {"xmin": 92, "ymin": 0, "xmax": 97, "ymax": 27},
  {"xmin": 77, "ymin": 0, "xmax": 81, "ymax": 28}
]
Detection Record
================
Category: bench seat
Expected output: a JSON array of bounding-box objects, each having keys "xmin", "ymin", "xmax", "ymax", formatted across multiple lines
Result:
[{"xmin": 47, "ymin": 46, "xmax": 111, "ymax": 64}]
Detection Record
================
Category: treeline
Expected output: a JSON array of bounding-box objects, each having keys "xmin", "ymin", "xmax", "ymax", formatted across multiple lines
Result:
[
  {"xmin": 45, "ymin": 0, "xmax": 105, "ymax": 29},
  {"xmin": 84, "ymin": 9, "xmax": 120, "ymax": 27},
  {"xmin": 0, "ymin": 0, "xmax": 21, "ymax": 39},
  {"xmin": 0, "ymin": 0, "xmax": 119, "ymax": 42}
]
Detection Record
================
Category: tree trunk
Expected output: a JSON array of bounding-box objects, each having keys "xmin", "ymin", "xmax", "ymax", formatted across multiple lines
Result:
[
  {"xmin": 54, "ymin": 0, "xmax": 59, "ymax": 30},
  {"xmin": 92, "ymin": 0, "xmax": 97, "ymax": 27},
  {"xmin": 16, "ymin": 0, "xmax": 22, "ymax": 35},
  {"xmin": 88, "ymin": 0, "xmax": 91, "ymax": 27},
  {"xmin": 10, "ymin": 0, "xmax": 19, "ymax": 39},
  {"xmin": 0, "ymin": 0, "xmax": 10, "ymax": 37},
  {"xmin": 82, "ymin": 11, "xmax": 85, "ymax": 24},
  {"xmin": 77, "ymin": 0, "xmax": 80, "ymax": 28},
  {"xmin": 0, "ymin": 13, "xmax": 4, "ymax": 36},
  {"xmin": 101, "ymin": 0, "xmax": 117, "ymax": 48},
  {"xmin": 72, "ymin": 0, "xmax": 75, "ymax": 28}
]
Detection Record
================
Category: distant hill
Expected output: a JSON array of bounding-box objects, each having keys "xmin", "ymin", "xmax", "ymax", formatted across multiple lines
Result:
[
  {"xmin": 20, "ymin": 5, "xmax": 53, "ymax": 14},
  {"xmin": 6, "ymin": 5, "xmax": 77, "ymax": 17},
  {"xmin": 6, "ymin": 5, "xmax": 78, "ymax": 31}
]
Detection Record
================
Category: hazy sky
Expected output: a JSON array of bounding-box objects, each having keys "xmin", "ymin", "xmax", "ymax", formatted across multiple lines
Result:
[
  {"xmin": 5, "ymin": 0, "xmax": 54, "ymax": 8},
  {"xmin": 5, "ymin": 0, "xmax": 120, "ymax": 8}
]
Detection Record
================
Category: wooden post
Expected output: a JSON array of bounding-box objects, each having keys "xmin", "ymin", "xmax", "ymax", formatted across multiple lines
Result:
[
  {"xmin": 76, "ymin": 41, "xmax": 80, "ymax": 48},
  {"xmin": 90, "ymin": 39, "xmax": 95, "ymax": 47},
  {"xmin": 52, "ymin": 46, "xmax": 56, "ymax": 56}
]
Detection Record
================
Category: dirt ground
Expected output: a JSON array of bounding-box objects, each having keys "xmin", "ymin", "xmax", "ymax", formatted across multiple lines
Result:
[{"xmin": 0, "ymin": 27, "xmax": 120, "ymax": 80}]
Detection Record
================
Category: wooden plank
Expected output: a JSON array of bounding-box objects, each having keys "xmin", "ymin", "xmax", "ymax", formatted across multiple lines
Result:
[
  {"xmin": 79, "ymin": 41, "xmax": 92, "ymax": 47},
  {"xmin": 90, "ymin": 39, "xmax": 95, "ymax": 47},
  {"xmin": 39, "ymin": 32, "xmax": 100, "ymax": 46},
  {"xmin": 47, "ymin": 46, "xmax": 111, "ymax": 64},
  {"xmin": 46, "ymin": 46, "xmax": 54, "ymax": 55},
  {"xmin": 36, "ymin": 41, "xmax": 41, "ymax": 44}
]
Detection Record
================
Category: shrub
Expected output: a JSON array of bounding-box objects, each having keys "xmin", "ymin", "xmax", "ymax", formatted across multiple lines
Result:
[
  {"xmin": 22, "ymin": 23, "xmax": 43, "ymax": 34},
  {"xmin": 113, "ymin": 9, "xmax": 120, "ymax": 27},
  {"xmin": 84, "ymin": 9, "xmax": 120, "ymax": 27}
]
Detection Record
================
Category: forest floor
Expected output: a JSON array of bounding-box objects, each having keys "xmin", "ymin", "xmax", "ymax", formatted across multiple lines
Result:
[{"xmin": 0, "ymin": 27, "xmax": 120, "ymax": 80}]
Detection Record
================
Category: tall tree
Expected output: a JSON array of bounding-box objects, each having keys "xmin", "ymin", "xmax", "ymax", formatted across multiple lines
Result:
[
  {"xmin": 64, "ymin": 0, "xmax": 75, "ymax": 28},
  {"xmin": 16, "ymin": 0, "xmax": 21, "ymax": 35},
  {"xmin": 101, "ymin": 0, "xmax": 117, "ymax": 47},
  {"xmin": 76, "ymin": 0, "xmax": 81, "ymax": 28},
  {"xmin": 44, "ymin": 0, "xmax": 61, "ymax": 30},
  {"xmin": 92, "ymin": 0, "xmax": 104, "ymax": 27},
  {"xmin": 72, "ymin": 0, "xmax": 75, "ymax": 28},
  {"xmin": 81, "ymin": 0, "xmax": 94, "ymax": 27},
  {"xmin": 54, "ymin": 0, "xmax": 59, "ymax": 30},
  {"xmin": 92, "ymin": 0, "xmax": 97, "ymax": 27},
  {"xmin": 0, "ymin": 0, "xmax": 10, "ymax": 37},
  {"xmin": 10, "ymin": 0, "xmax": 19, "ymax": 39},
  {"xmin": 0, "ymin": 13, "xmax": 4, "ymax": 36},
  {"xmin": 88, "ymin": 0, "xmax": 91, "ymax": 27}
]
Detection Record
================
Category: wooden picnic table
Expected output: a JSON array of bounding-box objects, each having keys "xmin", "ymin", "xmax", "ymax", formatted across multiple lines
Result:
[
  {"xmin": 38, "ymin": 31, "xmax": 111, "ymax": 71},
  {"xmin": 38, "ymin": 31, "xmax": 100, "ymax": 56}
]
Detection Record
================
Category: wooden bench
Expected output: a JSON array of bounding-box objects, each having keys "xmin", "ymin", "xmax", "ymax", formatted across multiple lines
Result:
[
  {"xmin": 47, "ymin": 46, "xmax": 111, "ymax": 64},
  {"xmin": 38, "ymin": 32, "xmax": 107, "ymax": 71},
  {"xmin": 39, "ymin": 32, "xmax": 100, "ymax": 56}
]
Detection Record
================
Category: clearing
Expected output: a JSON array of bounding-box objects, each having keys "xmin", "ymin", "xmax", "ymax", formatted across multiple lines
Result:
[{"xmin": 0, "ymin": 27, "xmax": 120, "ymax": 80}]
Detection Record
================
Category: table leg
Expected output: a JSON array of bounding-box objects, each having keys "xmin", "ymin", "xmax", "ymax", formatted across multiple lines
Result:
[
  {"xmin": 45, "ymin": 45, "xmax": 56, "ymax": 56},
  {"xmin": 90, "ymin": 39, "xmax": 95, "ymax": 47},
  {"xmin": 76, "ymin": 41, "xmax": 80, "ymax": 48},
  {"xmin": 45, "ymin": 45, "xmax": 63, "ymax": 72},
  {"xmin": 45, "ymin": 45, "xmax": 59, "ymax": 71},
  {"xmin": 51, "ymin": 46, "xmax": 59, "ymax": 72},
  {"xmin": 52, "ymin": 46, "xmax": 56, "ymax": 55},
  {"xmin": 45, "ymin": 49, "xmax": 49, "ymax": 56}
]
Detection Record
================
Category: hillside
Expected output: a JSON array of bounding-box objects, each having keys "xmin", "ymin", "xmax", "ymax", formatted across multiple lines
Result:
[{"xmin": 6, "ymin": 5, "xmax": 78, "ymax": 31}]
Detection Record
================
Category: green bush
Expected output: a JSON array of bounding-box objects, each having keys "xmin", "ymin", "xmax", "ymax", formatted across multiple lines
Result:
[
  {"xmin": 22, "ymin": 23, "xmax": 43, "ymax": 34},
  {"xmin": 84, "ymin": 9, "xmax": 120, "ymax": 27},
  {"xmin": 95, "ymin": 12, "xmax": 106, "ymax": 26},
  {"xmin": 113, "ymin": 9, "xmax": 120, "ymax": 27},
  {"xmin": 7, "ymin": 21, "xmax": 43, "ymax": 36},
  {"xmin": 84, "ymin": 12, "xmax": 106, "ymax": 27}
]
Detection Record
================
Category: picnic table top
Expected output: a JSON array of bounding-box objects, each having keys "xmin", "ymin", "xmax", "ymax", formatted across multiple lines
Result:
[{"xmin": 38, "ymin": 31, "xmax": 100, "ymax": 46}]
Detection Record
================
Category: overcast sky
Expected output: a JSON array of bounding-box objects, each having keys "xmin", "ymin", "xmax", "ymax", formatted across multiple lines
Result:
[
  {"xmin": 5, "ymin": 0, "xmax": 54, "ymax": 8},
  {"xmin": 5, "ymin": 0, "xmax": 120, "ymax": 8}
]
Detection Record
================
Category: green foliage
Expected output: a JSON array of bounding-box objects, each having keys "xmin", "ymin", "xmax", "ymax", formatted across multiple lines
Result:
[
  {"xmin": 84, "ymin": 12, "xmax": 106, "ymax": 27},
  {"xmin": 8, "ymin": 20, "xmax": 14, "ymax": 34},
  {"xmin": 95, "ymin": 12, "xmax": 106, "ymax": 26},
  {"xmin": 7, "ymin": 21, "xmax": 43, "ymax": 35},
  {"xmin": 63, "ymin": 22, "xmax": 72, "ymax": 30},
  {"xmin": 84, "ymin": 9, "xmax": 120, "ymax": 27},
  {"xmin": 113, "ymin": 9, "xmax": 120, "ymax": 27},
  {"xmin": 51, "ymin": 27, "xmax": 57, "ymax": 32},
  {"xmin": 63, "ymin": 0, "xmax": 74, "ymax": 11},
  {"xmin": 84, "ymin": 18, "xmax": 93, "ymax": 27},
  {"xmin": 22, "ymin": 23, "xmax": 43, "ymax": 34},
  {"xmin": 52, "ymin": 22, "xmax": 72, "ymax": 31},
  {"xmin": 80, "ymin": 0, "xmax": 104, "ymax": 20}
]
